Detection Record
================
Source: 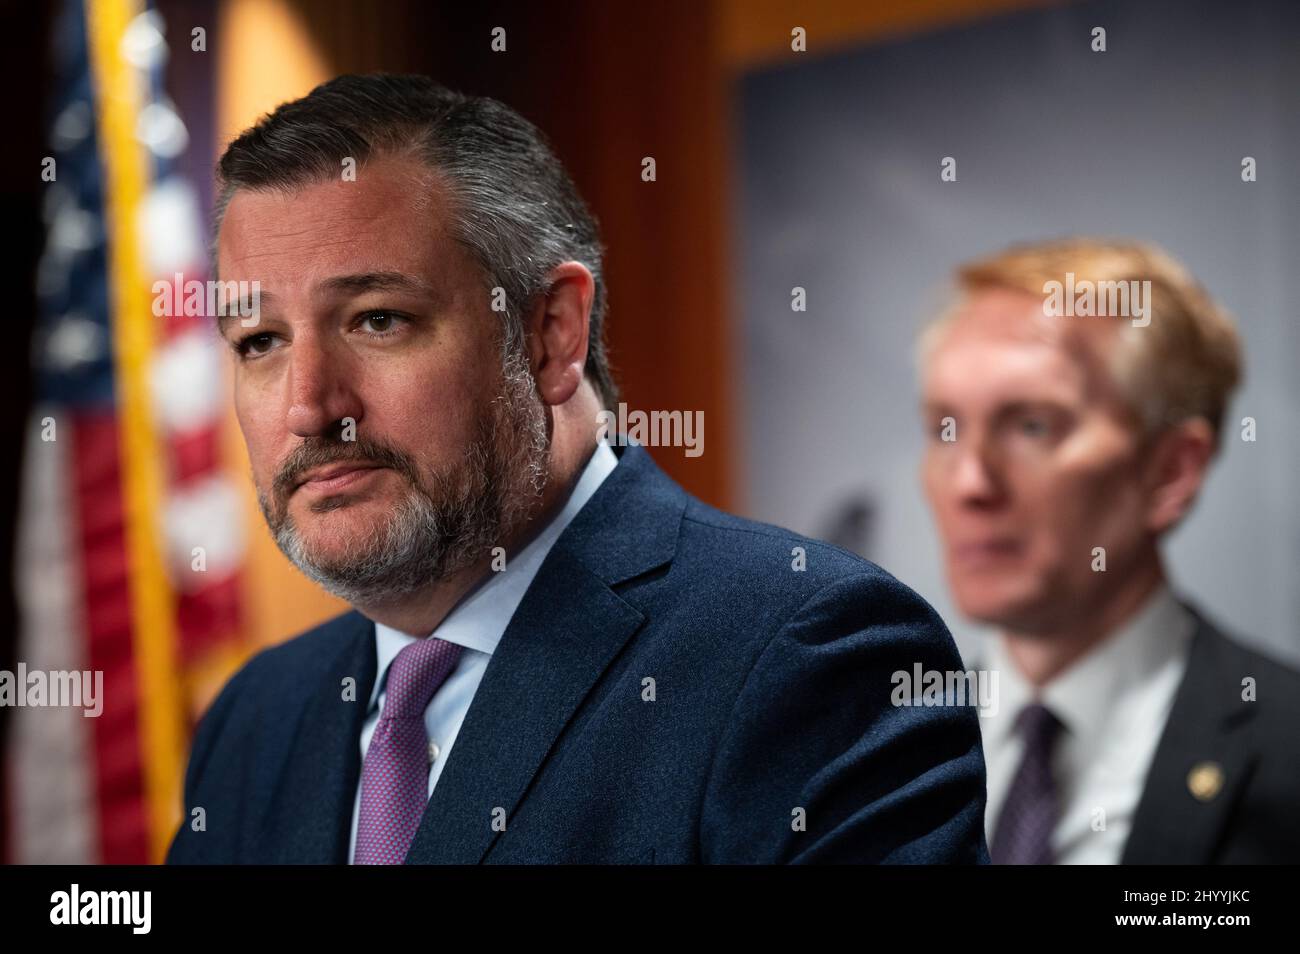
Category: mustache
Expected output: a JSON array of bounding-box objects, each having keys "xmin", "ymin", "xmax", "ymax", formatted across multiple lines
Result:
[{"xmin": 272, "ymin": 437, "xmax": 419, "ymax": 502}]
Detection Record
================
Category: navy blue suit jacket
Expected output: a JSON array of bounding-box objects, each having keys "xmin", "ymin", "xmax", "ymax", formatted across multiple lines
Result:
[{"xmin": 167, "ymin": 443, "xmax": 989, "ymax": 864}]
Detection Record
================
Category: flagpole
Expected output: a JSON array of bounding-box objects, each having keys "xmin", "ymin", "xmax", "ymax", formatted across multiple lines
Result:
[{"xmin": 85, "ymin": 0, "xmax": 185, "ymax": 864}]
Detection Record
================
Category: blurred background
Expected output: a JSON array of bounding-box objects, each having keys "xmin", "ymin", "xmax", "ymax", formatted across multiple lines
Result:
[{"xmin": 1, "ymin": 0, "xmax": 1295, "ymax": 863}]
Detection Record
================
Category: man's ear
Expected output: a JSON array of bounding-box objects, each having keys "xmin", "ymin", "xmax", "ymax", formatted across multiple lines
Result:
[
  {"xmin": 1143, "ymin": 418, "xmax": 1216, "ymax": 535},
  {"xmin": 525, "ymin": 261, "xmax": 594, "ymax": 407}
]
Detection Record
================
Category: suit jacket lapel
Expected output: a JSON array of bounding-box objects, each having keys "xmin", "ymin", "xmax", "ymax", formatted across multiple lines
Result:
[
  {"xmin": 1121, "ymin": 611, "xmax": 1258, "ymax": 864},
  {"xmin": 265, "ymin": 612, "xmax": 377, "ymax": 863},
  {"xmin": 404, "ymin": 443, "xmax": 684, "ymax": 864},
  {"xmin": 403, "ymin": 548, "xmax": 645, "ymax": 863}
]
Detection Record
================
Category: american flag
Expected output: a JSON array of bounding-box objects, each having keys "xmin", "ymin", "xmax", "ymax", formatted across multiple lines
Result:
[{"xmin": 6, "ymin": 0, "xmax": 247, "ymax": 864}]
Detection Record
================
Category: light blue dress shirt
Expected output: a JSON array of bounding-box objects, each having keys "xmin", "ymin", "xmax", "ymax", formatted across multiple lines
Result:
[{"xmin": 347, "ymin": 441, "xmax": 618, "ymax": 863}]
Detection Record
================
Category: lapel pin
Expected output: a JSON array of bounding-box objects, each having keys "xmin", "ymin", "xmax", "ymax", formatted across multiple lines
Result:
[{"xmin": 1187, "ymin": 761, "xmax": 1224, "ymax": 802}]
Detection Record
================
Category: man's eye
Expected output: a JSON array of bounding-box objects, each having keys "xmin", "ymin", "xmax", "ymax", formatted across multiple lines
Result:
[
  {"xmin": 357, "ymin": 312, "xmax": 405, "ymax": 335},
  {"xmin": 1016, "ymin": 417, "xmax": 1051, "ymax": 438},
  {"xmin": 235, "ymin": 333, "xmax": 278, "ymax": 357}
]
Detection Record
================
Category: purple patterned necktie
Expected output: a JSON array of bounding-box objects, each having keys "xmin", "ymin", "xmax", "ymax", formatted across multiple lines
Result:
[
  {"xmin": 354, "ymin": 637, "xmax": 463, "ymax": 865},
  {"xmin": 990, "ymin": 702, "xmax": 1063, "ymax": 865}
]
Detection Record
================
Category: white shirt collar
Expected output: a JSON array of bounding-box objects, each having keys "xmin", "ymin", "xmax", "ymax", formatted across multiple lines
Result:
[
  {"xmin": 984, "ymin": 584, "xmax": 1195, "ymax": 745},
  {"xmin": 367, "ymin": 441, "xmax": 619, "ymax": 708}
]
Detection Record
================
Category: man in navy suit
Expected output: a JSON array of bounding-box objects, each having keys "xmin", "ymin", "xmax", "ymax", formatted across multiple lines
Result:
[
  {"xmin": 166, "ymin": 74, "xmax": 987, "ymax": 865},
  {"xmin": 918, "ymin": 239, "xmax": 1300, "ymax": 864}
]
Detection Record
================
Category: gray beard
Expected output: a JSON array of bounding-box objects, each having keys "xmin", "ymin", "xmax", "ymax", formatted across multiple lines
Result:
[{"xmin": 257, "ymin": 350, "xmax": 549, "ymax": 607}]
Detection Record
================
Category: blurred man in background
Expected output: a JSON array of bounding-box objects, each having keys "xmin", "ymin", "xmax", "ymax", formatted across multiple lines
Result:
[{"xmin": 918, "ymin": 238, "xmax": 1300, "ymax": 863}]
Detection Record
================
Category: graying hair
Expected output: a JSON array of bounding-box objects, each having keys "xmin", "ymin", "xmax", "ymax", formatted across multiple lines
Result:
[
  {"xmin": 214, "ymin": 73, "xmax": 618, "ymax": 408},
  {"xmin": 260, "ymin": 347, "xmax": 550, "ymax": 603}
]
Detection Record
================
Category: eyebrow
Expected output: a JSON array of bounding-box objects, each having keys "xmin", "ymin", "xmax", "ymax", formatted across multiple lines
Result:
[
  {"xmin": 319, "ymin": 271, "xmax": 433, "ymax": 296},
  {"xmin": 919, "ymin": 399, "xmax": 1071, "ymax": 421},
  {"xmin": 213, "ymin": 271, "xmax": 432, "ymax": 336},
  {"xmin": 991, "ymin": 400, "xmax": 1072, "ymax": 421}
]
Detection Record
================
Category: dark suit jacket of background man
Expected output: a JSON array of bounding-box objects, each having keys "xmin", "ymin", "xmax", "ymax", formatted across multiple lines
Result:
[
  {"xmin": 1120, "ymin": 608, "xmax": 1300, "ymax": 864},
  {"xmin": 166, "ymin": 443, "xmax": 989, "ymax": 864}
]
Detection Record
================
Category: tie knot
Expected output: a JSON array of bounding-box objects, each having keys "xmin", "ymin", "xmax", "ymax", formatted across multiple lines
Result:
[
  {"xmin": 1016, "ymin": 702, "xmax": 1063, "ymax": 748},
  {"xmin": 381, "ymin": 637, "xmax": 462, "ymax": 720}
]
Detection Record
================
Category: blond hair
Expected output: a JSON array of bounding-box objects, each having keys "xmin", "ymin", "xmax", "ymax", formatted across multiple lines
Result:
[{"xmin": 922, "ymin": 238, "xmax": 1243, "ymax": 448}]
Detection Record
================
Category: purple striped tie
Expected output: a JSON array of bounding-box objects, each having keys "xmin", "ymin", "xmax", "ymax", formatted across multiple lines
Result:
[
  {"xmin": 354, "ymin": 637, "xmax": 462, "ymax": 864},
  {"xmin": 989, "ymin": 702, "xmax": 1063, "ymax": 865}
]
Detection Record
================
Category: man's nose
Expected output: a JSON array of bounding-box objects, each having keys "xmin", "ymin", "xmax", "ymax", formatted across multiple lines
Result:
[
  {"xmin": 950, "ymin": 437, "xmax": 1006, "ymax": 507},
  {"xmin": 283, "ymin": 341, "xmax": 363, "ymax": 439}
]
